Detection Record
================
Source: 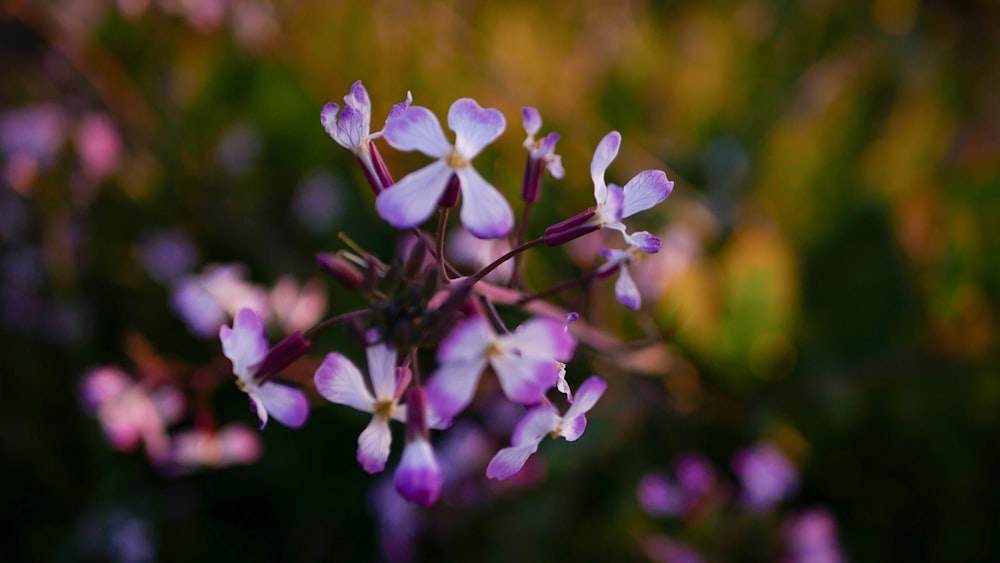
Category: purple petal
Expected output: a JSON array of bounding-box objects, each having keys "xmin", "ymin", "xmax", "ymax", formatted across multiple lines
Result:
[
  {"xmin": 357, "ymin": 416, "xmax": 392, "ymax": 473},
  {"xmin": 394, "ymin": 439, "xmax": 443, "ymax": 506},
  {"xmin": 622, "ymin": 169, "xmax": 673, "ymax": 219},
  {"xmin": 562, "ymin": 376, "xmax": 608, "ymax": 421},
  {"xmin": 597, "ymin": 247, "xmax": 632, "ymax": 277},
  {"xmin": 335, "ymin": 105, "xmax": 367, "ymax": 149},
  {"xmin": 386, "ymin": 91, "xmax": 413, "ymax": 124},
  {"xmin": 252, "ymin": 382, "xmax": 309, "ymax": 428},
  {"xmin": 522, "ymin": 107, "xmax": 541, "ymax": 136},
  {"xmin": 559, "ymin": 414, "xmax": 588, "ymax": 441},
  {"xmin": 437, "ymin": 316, "xmax": 494, "ymax": 363},
  {"xmin": 490, "ymin": 354, "xmax": 559, "ymax": 405},
  {"xmin": 591, "ymin": 131, "xmax": 621, "ymax": 204},
  {"xmin": 511, "ymin": 405, "xmax": 560, "ymax": 447},
  {"xmin": 448, "ymin": 98, "xmax": 505, "ymax": 158},
  {"xmin": 602, "ymin": 184, "xmax": 625, "ymax": 224},
  {"xmin": 424, "ymin": 359, "xmax": 488, "ymax": 422},
  {"xmin": 504, "ymin": 317, "xmax": 577, "ymax": 362},
  {"xmin": 344, "ymin": 81, "xmax": 372, "ymax": 121},
  {"xmin": 375, "ymin": 160, "xmax": 453, "ymax": 229},
  {"xmin": 219, "ymin": 308, "xmax": 268, "ymax": 380},
  {"xmin": 485, "ymin": 444, "xmax": 537, "ymax": 480},
  {"xmin": 320, "ymin": 102, "xmax": 340, "ymax": 139},
  {"xmin": 455, "ymin": 167, "xmax": 514, "ymax": 239},
  {"xmin": 382, "ymin": 106, "xmax": 451, "ymax": 158},
  {"xmin": 627, "ymin": 231, "xmax": 662, "ymax": 253},
  {"xmin": 615, "ymin": 265, "xmax": 641, "ymax": 310},
  {"xmin": 366, "ymin": 341, "xmax": 397, "ymax": 401},
  {"xmin": 314, "ymin": 352, "xmax": 375, "ymax": 413}
]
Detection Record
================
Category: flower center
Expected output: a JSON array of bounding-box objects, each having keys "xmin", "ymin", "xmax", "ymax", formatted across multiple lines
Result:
[
  {"xmin": 445, "ymin": 148, "xmax": 469, "ymax": 169},
  {"xmin": 373, "ymin": 399, "xmax": 395, "ymax": 418}
]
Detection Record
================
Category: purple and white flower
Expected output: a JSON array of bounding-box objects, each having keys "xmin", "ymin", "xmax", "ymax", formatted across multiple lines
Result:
[
  {"xmin": 219, "ymin": 308, "xmax": 310, "ymax": 429},
  {"xmin": 485, "ymin": 375, "xmax": 607, "ymax": 480},
  {"xmin": 376, "ymin": 98, "xmax": 514, "ymax": 239},
  {"xmin": 520, "ymin": 107, "xmax": 563, "ymax": 204},
  {"xmin": 544, "ymin": 131, "xmax": 674, "ymax": 247},
  {"xmin": 321, "ymin": 80, "xmax": 411, "ymax": 193},
  {"xmin": 314, "ymin": 337, "xmax": 409, "ymax": 473},
  {"xmin": 424, "ymin": 316, "xmax": 577, "ymax": 423},
  {"xmin": 596, "ymin": 230, "xmax": 663, "ymax": 311}
]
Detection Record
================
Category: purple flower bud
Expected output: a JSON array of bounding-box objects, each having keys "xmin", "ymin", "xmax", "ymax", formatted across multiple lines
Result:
[
  {"xmin": 437, "ymin": 175, "xmax": 460, "ymax": 209},
  {"xmin": 521, "ymin": 153, "xmax": 544, "ymax": 204},
  {"xmin": 251, "ymin": 332, "xmax": 311, "ymax": 383},
  {"xmin": 369, "ymin": 142, "xmax": 395, "ymax": 190},
  {"xmin": 317, "ymin": 253, "xmax": 363, "ymax": 289},
  {"xmin": 394, "ymin": 438, "xmax": 443, "ymax": 506},
  {"xmin": 405, "ymin": 387, "xmax": 429, "ymax": 442},
  {"xmin": 543, "ymin": 208, "xmax": 599, "ymax": 247}
]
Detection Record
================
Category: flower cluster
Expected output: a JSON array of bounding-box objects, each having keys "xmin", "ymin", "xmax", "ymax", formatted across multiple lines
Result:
[{"xmin": 83, "ymin": 80, "xmax": 675, "ymax": 507}]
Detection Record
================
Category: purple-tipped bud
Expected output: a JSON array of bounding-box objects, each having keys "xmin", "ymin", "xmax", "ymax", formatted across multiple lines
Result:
[
  {"xmin": 317, "ymin": 253, "xmax": 363, "ymax": 289},
  {"xmin": 251, "ymin": 332, "xmax": 311, "ymax": 383},
  {"xmin": 544, "ymin": 208, "xmax": 599, "ymax": 247},
  {"xmin": 395, "ymin": 388, "xmax": 442, "ymax": 506},
  {"xmin": 369, "ymin": 142, "xmax": 395, "ymax": 191},
  {"xmin": 521, "ymin": 153, "xmax": 544, "ymax": 204}
]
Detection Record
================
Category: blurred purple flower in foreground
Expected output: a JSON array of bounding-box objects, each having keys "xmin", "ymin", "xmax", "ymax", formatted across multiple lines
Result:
[
  {"xmin": 733, "ymin": 443, "xmax": 799, "ymax": 512},
  {"xmin": 784, "ymin": 509, "xmax": 846, "ymax": 563},
  {"xmin": 637, "ymin": 471, "xmax": 684, "ymax": 517}
]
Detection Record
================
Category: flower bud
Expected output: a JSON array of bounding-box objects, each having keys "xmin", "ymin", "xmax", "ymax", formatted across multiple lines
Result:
[
  {"xmin": 251, "ymin": 332, "xmax": 311, "ymax": 383},
  {"xmin": 317, "ymin": 253, "xmax": 363, "ymax": 289},
  {"xmin": 543, "ymin": 208, "xmax": 599, "ymax": 247}
]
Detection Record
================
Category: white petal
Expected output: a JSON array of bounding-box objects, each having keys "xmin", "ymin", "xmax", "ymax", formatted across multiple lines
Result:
[
  {"xmin": 522, "ymin": 107, "xmax": 541, "ymax": 136},
  {"xmin": 615, "ymin": 265, "xmax": 641, "ymax": 310},
  {"xmin": 375, "ymin": 160, "xmax": 453, "ymax": 229},
  {"xmin": 365, "ymin": 341, "xmax": 397, "ymax": 402},
  {"xmin": 502, "ymin": 317, "xmax": 577, "ymax": 362},
  {"xmin": 490, "ymin": 354, "xmax": 559, "ymax": 405},
  {"xmin": 590, "ymin": 131, "xmax": 621, "ymax": 204},
  {"xmin": 313, "ymin": 353, "xmax": 375, "ymax": 413},
  {"xmin": 511, "ymin": 405, "xmax": 560, "ymax": 447},
  {"xmin": 436, "ymin": 316, "xmax": 494, "ymax": 363},
  {"xmin": 622, "ymin": 169, "xmax": 673, "ymax": 219},
  {"xmin": 485, "ymin": 444, "xmax": 538, "ymax": 480},
  {"xmin": 448, "ymin": 98, "xmax": 505, "ymax": 158},
  {"xmin": 357, "ymin": 416, "xmax": 392, "ymax": 474},
  {"xmin": 562, "ymin": 376, "xmax": 607, "ymax": 421},
  {"xmin": 423, "ymin": 359, "xmax": 487, "ymax": 423},
  {"xmin": 252, "ymin": 382, "xmax": 309, "ymax": 428},
  {"xmin": 219, "ymin": 308, "xmax": 268, "ymax": 380},
  {"xmin": 381, "ymin": 105, "xmax": 451, "ymax": 158},
  {"xmin": 455, "ymin": 167, "xmax": 514, "ymax": 239}
]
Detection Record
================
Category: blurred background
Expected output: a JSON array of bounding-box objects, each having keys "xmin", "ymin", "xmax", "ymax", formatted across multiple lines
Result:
[{"xmin": 2, "ymin": 0, "xmax": 999, "ymax": 561}]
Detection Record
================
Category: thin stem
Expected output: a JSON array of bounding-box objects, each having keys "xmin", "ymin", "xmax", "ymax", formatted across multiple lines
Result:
[
  {"xmin": 481, "ymin": 295, "xmax": 511, "ymax": 335},
  {"xmin": 468, "ymin": 237, "xmax": 544, "ymax": 286},
  {"xmin": 411, "ymin": 228, "xmax": 462, "ymax": 278},
  {"xmin": 303, "ymin": 309, "xmax": 370, "ymax": 340},
  {"xmin": 516, "ymin": 269, "xmax": 599, "ymax": 305},
  {"xmin": 510, "ymin": 202, "xmax": 533, "ymax": 288},
  {"xmin": 409, "ymin": 348, "xmax": 421, "ymax": 386}
]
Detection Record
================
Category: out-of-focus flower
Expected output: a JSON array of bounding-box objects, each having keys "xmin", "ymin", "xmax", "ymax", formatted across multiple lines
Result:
[
  {"xmin": 170, "ymin": 423, "xmax": 263, "ymax": 471},
  {"xmin": 0, "ymin": 104, "xmax": 67, "ymax": 192},
  {"xmin": 79, "ymin": 367, "xmax": 185, "ymax": 463},
  {"xmin": 139, "ymin": 230, "xmax": 198, "ymax": 284},
  {"xmin": 424, "ymin": 316, "xmax": 576, "ymax": 423},
  {"xmin": 674, "ymin": 452, "xmax": 717, "ymax": 503},
  {"xmin": 733, "ymin": 443, "xmax": 799, "ymax": 512},
  {"xmin": 75, "ymin": 113, "xmax": 123, "ymax": 181},
  {"xmin": 637, "ymin": 471, "xmax": 684, "ymax": 516},
  {"xmin": 544, "ymin": 131, "xmax": 673, "ymax": 247},
  {"xmin": 370, "ymin": 478, "xmax": 421, "ymax": 563},
  {"xmin": 171, "ymin": 263, "xmax": 270, "ymax": 338},
  {"xmin": 291, "ymin": 171, "xmax": 343, "ymax": 234},
  {"xmin": 270, "ymin": 276, "xmax": 327, "ymax": 334},
  {"xmin": 219, "ymin": 308, "xmax": 309, "ymax": 429},
  {"xmin": 77, "ymin": 509, "xmax": 155, "ymax": 563},
  {"xmin": 446, "ymin": 227, "xmax": 512, "ymax": 284},
  {"xmin": 215, "ymin": 123, "xmax": 261, "ymax": 175},
  {"xmin": 486, "ymin": 376, "xmax": 607, "ymax": 480},
  {"xmin": 377, "ymin": 98, "xmax": 513, "ymax": 238},
  {"xmin": 784, "ymin": 509, "xmax": 845, "ymax": 563},
  {"xmin": 633, "ymin": 225, "xmax": 702, "ymax": 300}
]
